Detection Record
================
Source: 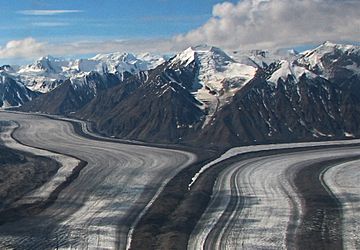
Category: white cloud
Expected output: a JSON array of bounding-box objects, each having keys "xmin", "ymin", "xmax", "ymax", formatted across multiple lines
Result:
[
  {"xmin": 0, "ymin": 37, "xmax": 176, "ymax": 62},
  {"xmin": 31, "ymin": 22, "xmax": 70, "ymax": 27},
  {"xmin": 17, "ymin": 10, "xmax": 83, "ymax": 16},
  {"xmin": 2, "ymin": 1, "xmax": 360, "ymax": 63},
  {"xmin": 0, "ymin": 38, "xmax": 47, "ymax": 60},
  {"xmin": 174, "ymin": 0, "xmax": 360, "ymax": 50}
]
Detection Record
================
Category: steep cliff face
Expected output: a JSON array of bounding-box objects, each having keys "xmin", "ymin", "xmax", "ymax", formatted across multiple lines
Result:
[
  {"xmin": 0, "ymin": 73, "xmax": 38, "ymax": 108},
  {"xmin": 19, "ymin": 72, "xmax": 120, "ymax": 114}
]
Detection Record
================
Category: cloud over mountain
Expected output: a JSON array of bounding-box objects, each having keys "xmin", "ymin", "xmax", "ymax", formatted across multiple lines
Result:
[
  {"xmin": 0, "ymin": 38, "xmax": 47, "ymax": 60},
  {"xmin": 1, "ymin": 0, "xmax": 359, "ymax": 63},
  {"xmin": 174, "ymin": 0, "xmax": 360, "ymax": 50},
  {"xmin": 0, "ymin": 37, "xmax": 175, "ymax": 62}
]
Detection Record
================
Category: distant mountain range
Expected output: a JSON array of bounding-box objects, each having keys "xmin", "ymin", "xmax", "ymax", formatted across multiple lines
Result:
[
  {"xmin": 1, "ymin": 41, "xmax": 360, "ymax": 148},
  {"xmin": 4, "ymin": 52, "xmax": 166, "ymax": 93}
]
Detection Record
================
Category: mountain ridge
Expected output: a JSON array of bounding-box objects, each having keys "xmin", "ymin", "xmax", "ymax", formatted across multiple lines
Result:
[{"xmin": 2, "ymin": 41, "xmax": 360, "ymax": 148}]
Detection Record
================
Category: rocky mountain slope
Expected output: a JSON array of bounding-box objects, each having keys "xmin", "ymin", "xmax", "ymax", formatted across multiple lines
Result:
[
  {"xmin": 19, "ymin": 72, "xmax": 120, "ymax": 114},
  {"xmin": 75, "ymin": 45, "xmax": 258, "ymax": 143},
  {"xmin": 3, "ymin": 52, "xmax": 163, "ymax": 113},
  {"xmin": 199, "ymin": 42, "xmax": 360, "ymax": 147},
  {"xmin": 8, "ymin": 41, "xmax": 360, "ymax": 148},
  {"xmin": 76, "ymin": 42, "xmax": 360, "ymax": 147}
]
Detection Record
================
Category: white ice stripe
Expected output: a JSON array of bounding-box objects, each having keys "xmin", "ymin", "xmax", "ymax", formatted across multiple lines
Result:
[
  {"xmin": 125, "ymin": 151, "xmax": 196, "ymax": 250},
  {"xmin": 323, "ymin": 160, "xmax": 360, "ymax": 250},
  {"xmin": 188, "ymin": 163, "xmax": 240, "ymax": 250},
  {"xmin": 188, "ymin": 147, "xmax": 360, "ymax": 249},
  {"xmin": 188, "ymin": 139, "xmax": 360, "ymax": 190},
  {"xmin": 0, "ymin": 121, "xmax": 80, "ymax": 205},
  {"xmin": 30, "ymin": 112, "xmax": 146, "ymax": 145}
]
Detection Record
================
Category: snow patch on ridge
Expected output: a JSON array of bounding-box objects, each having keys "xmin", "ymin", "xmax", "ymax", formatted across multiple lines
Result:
[
  {"xmin": 268, "ymin": 60, "xmax": 317, "ymax": 85},
  {"xmin": 298, "ymin": 41, "xmax": 360, "ymax": 79}
]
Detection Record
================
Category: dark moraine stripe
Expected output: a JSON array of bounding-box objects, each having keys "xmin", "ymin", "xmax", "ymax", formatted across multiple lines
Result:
[{"xmin": 291, "ymin": 156, "xmax": 360, "ymax": 250}]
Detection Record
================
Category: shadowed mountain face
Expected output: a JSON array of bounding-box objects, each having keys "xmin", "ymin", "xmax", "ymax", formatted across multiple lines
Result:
[
  {"xmin": 16, "ymin": 42, "xmax": 360, "ymax": 148},
  {"xmin": 76, "ymin": 60, "xmax": 204, "ymax": 143},
  {"xmin": 0, "ymin": 73, "xmax": 38, "ymax": 108},
  {"xmin": 200, "ymin": 70, "xmax": 360, "ymax": 147},
  {"xmin": 19, "ymin": 72, "xmax": 120, "ymax": 114}
]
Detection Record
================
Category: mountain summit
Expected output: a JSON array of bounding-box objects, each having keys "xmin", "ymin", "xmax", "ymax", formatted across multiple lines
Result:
[{"xmin": 2, "ymin": 41, "xmax": 359, "ymax": 148}]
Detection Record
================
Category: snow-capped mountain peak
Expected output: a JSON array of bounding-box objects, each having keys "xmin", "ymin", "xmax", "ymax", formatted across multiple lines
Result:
[
  {"xmin": 19, "ymin": 55, "xmax": 69, "ymax": 74},
  {"xmin": 92, "ymin": 51, "xmax": 135, "ymax": 61},
  {"xmin": 137, "ymin": 52, "xmax": 167, "ymax": 69},
  {"xmin": 230, "ymin": 48, "xmax": 299, "ymax": 69},
  {"xmin": 172, "ymin": 45, "xmax": 257, "ymax": 94},
  {"xmin": 171, "ymin": 44, "xmax": 234, "ymax": 67},
  {"xmin": 171, "ymin": 47, "xmax": 196, "ymax": 66},
  {"xmin": 297, "ymin": 41, "xmax": 360, "ymax": 80},
  {"xmin": 193, "ymin": 46, "xmax": 254, "ymax": 91},
  {"xmin": 6, "ymin": 52, "xmax": 167, "ymax": 93},
  {"xmin": 267, "ymin": 60, "xmax": 317, "ymax": 85},
  {"xmin": 170, "ymin": 45, "xmax": 257, "ymax": 126},
  {"xmin": 319, "ymin": 40, "xmax": 358, "ymax": 52},
  {"xmin": 68, "ymin": 59, "xmax": 103, "ymax": 73},
  {"xmin": 90, "ymin": 52, "xmax": 150, "ymax": 74},
  {"xmin": 91, "ymin": 51, "xmax": 166, "ymax": 73}
]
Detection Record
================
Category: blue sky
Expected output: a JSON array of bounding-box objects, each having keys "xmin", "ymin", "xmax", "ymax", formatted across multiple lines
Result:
[
  {"xmin": 0, "ymin": 0, "xmax": 359, "ymax": 64},
  {"xmin": 0, "ymin": 0, "xmax": 237, "ymax": 44}
]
